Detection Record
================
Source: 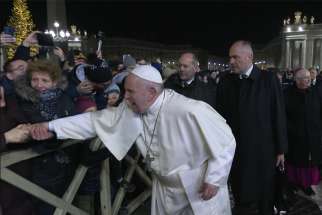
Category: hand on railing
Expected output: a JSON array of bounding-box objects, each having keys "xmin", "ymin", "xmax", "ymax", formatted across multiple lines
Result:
[{"xmin": 30, "ymin": 122, "xmax": 54, "ymax": 141}]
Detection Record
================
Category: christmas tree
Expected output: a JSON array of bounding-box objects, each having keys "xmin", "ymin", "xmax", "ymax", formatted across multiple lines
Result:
[{"xmin": 6, "ymin": 0, "xmax": 35, "ymax": 59}]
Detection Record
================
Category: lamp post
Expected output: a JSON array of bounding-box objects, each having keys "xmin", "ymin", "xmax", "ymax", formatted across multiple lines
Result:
[
  {"xmin": 45, "ymin": 22, "xmax": 84, "ymax": 51},
  {"xmin": 45, "ymin": 21, "xmax": 71, "ymax": 42},
  {"xmin": 54, "ymin": 21, "xmax": 59, "ymax": 38}
]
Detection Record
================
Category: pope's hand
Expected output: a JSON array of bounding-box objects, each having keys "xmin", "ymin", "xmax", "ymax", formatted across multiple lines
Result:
[
  {"xmin": 199, "ymin": 182, "xmax": 219, "ymax": 200},
  {"xmin": 30, "ymin": 122, "xmax": 53, "ymax": 140}
]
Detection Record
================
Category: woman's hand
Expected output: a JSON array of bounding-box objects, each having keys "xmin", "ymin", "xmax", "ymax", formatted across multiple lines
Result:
[{"xmin": 4, "ymin": 124, "xmax": 31, "ymax": 144}]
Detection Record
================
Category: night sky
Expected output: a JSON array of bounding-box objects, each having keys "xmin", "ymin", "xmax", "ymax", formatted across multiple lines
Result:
[{"xmin": 1, "ymin": 0, "xmax": 322, "ymax": 56}]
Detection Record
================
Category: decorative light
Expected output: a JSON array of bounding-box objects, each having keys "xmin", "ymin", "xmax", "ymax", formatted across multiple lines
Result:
[
  {"xmin": 298, "ymin": 26, "xmax": 303, "ymax": 31},
  {"xmin": 54, "ymin": 21, "xmax": 60, "ymax": 28},
  {"xmin": 286, "ymin": 27, "xmax": 291, "ymax": 32},
  {"xmin": 74, "ymin": 37, "xmax": 80, "ymax": 41},
  {"xmin": 65, "ymin": 31, "xmax": 70, "ymax": 37},
  {"xmin": 59, "ymin": 30, "xmax": 66, "ymax": 38},
  {"xmin": 49, "ymin": 30, "xmax": 55, "ymax": 37}
]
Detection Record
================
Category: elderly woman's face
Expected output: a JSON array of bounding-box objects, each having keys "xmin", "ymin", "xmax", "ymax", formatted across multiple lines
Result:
[{"xmin": 31, "ymin": 71, "xmax": 57, "ymax": 92}]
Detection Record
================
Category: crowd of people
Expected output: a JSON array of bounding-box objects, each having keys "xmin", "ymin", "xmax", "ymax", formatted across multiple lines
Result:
[{"xmin": 1, "ymin": 30, "xmax": 322, "ymax": 215}]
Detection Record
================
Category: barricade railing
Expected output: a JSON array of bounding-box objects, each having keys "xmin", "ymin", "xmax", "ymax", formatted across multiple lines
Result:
[{"xmin": 0, "ymin": 138, "xmax": 152, "ymax": 215}]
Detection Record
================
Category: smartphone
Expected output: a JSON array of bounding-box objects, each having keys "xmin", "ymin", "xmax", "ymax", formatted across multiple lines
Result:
[{"xmin": 36, "ymin": 33, "xmax": 54, "ymax": 46}]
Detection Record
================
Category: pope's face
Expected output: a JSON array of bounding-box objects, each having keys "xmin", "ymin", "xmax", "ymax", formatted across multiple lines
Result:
[{"xmin": 124, "ymin": 74, "xmax": 152, "ymax": 113}]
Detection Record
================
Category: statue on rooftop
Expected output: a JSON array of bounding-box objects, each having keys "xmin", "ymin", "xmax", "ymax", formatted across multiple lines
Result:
[
  {"xmin": 294, "ymin": 11, "xmax": 302, "ymax": 24},
  {"xmin": 286, "ymin": 17, "xmax": 291, "ymax": 25}
]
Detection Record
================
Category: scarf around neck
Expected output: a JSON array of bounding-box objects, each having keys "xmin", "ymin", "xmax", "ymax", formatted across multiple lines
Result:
[{"xmin": 39, "ymin": 88, "xmax": 63, "ymax": 120}]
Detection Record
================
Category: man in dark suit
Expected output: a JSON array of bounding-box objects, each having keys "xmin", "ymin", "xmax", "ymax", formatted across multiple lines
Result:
[
  {"xmin": 164, "ymin": 52, "xmax": 216, "ymax": 107},
  {"xmin": 216, "ymin": 40, "xmax": 288, "ymax": 215}
]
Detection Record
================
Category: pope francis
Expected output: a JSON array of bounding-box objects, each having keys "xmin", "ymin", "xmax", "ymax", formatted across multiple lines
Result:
[{"xmin": 31, "ymin": 65, "xmax": 236, "ymax": 215}]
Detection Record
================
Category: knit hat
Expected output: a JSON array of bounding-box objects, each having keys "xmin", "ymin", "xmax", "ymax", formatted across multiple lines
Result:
[
  {"xmin": 84, "ymin": 65, "xmax": 112, "ymax": 83},
  {"xmin": 104, "ymin": 83, "xmax": 120, "ymax": 95}
]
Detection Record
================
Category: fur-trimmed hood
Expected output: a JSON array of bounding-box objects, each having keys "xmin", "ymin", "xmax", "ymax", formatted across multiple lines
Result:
[{"xmin": 14, "ymin": 75, "xmax": 65, "ymax": 103}]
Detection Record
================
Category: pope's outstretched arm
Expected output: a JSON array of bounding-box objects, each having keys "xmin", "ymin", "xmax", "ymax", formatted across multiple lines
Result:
[{"xmin": 31, "ymin": 112, "xmax": 96, "ymax": 140}]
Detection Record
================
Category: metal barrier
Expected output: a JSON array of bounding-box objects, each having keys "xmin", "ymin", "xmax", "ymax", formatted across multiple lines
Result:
[{"xmin": 0, "ymin": 138, "xmax": 152, "ymax": 215}]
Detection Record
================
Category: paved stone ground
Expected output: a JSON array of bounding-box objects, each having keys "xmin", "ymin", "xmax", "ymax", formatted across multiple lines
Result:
[{"xmin": 130, "ymin": 183, "xmax": 322, "ymax": 215}]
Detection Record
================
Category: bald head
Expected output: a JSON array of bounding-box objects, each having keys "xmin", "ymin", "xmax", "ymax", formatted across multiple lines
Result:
[
  {"xmin": 309, "ymin": 67, "xmax": 317, "ymax": 81},
  {"xmin": 5, "ymin": 59, "xmax": 28, "ymax": 80},
  {"xmin": 294, "ymin": 68, "xmax": 311, "ymax": 90},
  {"xmin": 178, "ymin": 52, "xmax": 199, "ymax": 81},
  {"xmin": 229, "ymin": 40, "xmax": 254, "ymax": 74}
]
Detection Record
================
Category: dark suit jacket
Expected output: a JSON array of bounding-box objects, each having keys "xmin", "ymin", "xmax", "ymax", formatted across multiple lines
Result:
[{"xmin": 164, "ymin": 73, "xmax": 216, "ymax": 108}]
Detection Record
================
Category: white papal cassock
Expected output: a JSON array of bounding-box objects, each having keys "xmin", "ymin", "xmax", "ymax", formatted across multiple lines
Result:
[{"xmin": 49, "ymin": 89, "xmax": 236, "ymax": 215}]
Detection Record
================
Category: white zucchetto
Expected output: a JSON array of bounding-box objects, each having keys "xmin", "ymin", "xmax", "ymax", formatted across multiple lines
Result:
[{"xmin": 130, "ymin": 65, "xmax": 163, "ymax": 84}]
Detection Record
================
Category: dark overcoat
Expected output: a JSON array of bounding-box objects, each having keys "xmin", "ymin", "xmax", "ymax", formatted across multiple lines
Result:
[
  {"xmin": 164, "ymin": 73, "xmax": 216, "ymax": 108},
  {"xmin": 284, "ymin": 85, "xmax": 322, "ymax": 166},
  {"xmin": 216, "ymin": 66, "xmax": 288, "ymax": 203}
]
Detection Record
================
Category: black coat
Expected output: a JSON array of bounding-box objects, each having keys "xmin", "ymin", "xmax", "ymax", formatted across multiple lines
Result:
[
  {"xmin": 284, "ymin": 85, "xmax": 322, "ymax": 166},
  {"xmin": 164, "ymin": 73, "xmax": 216, "ymax": 108},
  {"xmin": 216, "ymin": 66, "xmax": 288, "ymax": 203}
]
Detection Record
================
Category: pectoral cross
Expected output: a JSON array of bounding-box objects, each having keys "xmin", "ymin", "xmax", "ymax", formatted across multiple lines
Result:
[{"xmin": 144, "ymin": 153, "xmax": 154, "ymax": 172}]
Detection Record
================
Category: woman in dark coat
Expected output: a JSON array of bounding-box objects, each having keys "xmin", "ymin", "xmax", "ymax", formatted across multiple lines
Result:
[
  {"xmin": 284, "ymin": 68, "xmax": 322, "ymax": 195},
  {"xmin": 0, "ymin": 86, "xmax": 33, "ymax": 215},
  {"xmin": 14, "ymin": 60, "xmax": 76, "ymax": 215}
]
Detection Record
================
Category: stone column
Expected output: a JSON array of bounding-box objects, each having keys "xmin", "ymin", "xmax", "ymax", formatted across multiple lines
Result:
[
  {"xmin": 301, "ymin": 39, "xmax": 306, "ymax": 67},
  {"xmin": 306, "ymin": 38, "xmax": 314, "ymax": 68},
  {"xmin": 285, "ymin": 39, "xmax": 291, "ymax": 69},
  {"xmin": 319, "ymin": 40, "xmax": 322, "ymax": 69},
  {"xmin": 279, "ymin": 38, "xmax": 286, "ymax": 68}
]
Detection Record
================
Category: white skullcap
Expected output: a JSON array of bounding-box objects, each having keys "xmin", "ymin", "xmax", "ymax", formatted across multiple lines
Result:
[{"xmin": 130, "ymin": 65, "xmax": 163, "ymax": 84}]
